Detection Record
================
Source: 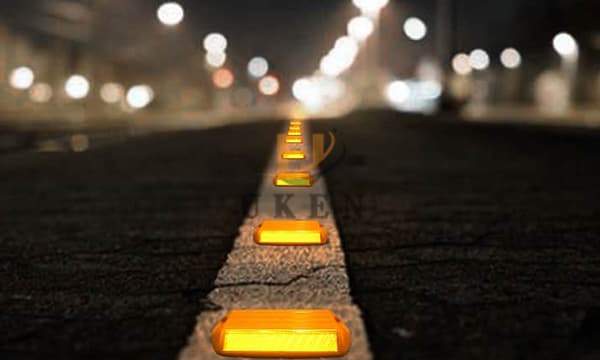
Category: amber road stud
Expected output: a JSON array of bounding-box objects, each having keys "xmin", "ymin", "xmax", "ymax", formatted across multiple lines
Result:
[{"xmin": 212, "ymin": 309, "xmax": 352, "ymax": 358}]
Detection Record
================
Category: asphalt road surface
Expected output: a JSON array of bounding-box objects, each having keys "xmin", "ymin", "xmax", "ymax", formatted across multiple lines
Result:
[
  {"xmin": 314, "ymin": 110, "xmax": 600, "ymax": 360},
  {"xmin": 0, "ymin": 122, "xmax": 280, "ymax": 359},
  {"xmin": 2, "ymin": 110, "xmax": 600, "ymax": 360}
]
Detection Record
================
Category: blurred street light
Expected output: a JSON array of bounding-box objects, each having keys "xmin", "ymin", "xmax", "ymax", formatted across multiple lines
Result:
[
  {"xmin": 347, "ymin": 16, "xmax": 374, "ymax": 42},
  {"xmin": 157, "ymin": 2, "xmax": 184, "ymax": 26},
  {"xmin": 320, "ymin": 55, "xmax": 343, "ymax": 77},
  {"xmin": 206, "ymin": 52, "xmax": 227, "ymax": 68},
  {"xmin": 126, "ymin": 85, "xmax": 154, "ymax": 109},
  {"xmin": 320, "ymin": 36, "xmax": 359, "ymax": 77},
  {"xmin": 553, "ymin": 32, "xmax": 578, "ymax": 59},
  {"xmin": 65, "ymin": 75, "xmax": 90, "ymax": 99},
  {"xmin": 204, "ymin": 33, "xmax": 228, "ymax": 54},
  {"xmin": 100, "ymin": 83, "xmax": 124, "ymax": 104},
  {"xmin": 258, "ymin": 75, "xmax": 280, "ymax": 96},
  {"xmin": 500, "ymin": 48, "xmax": 522, "ymax": 69},
  {"xmin": 292, "ymin": 78, "xmax": 312, "ymax": 101},
  {"xmin": 385, "ymin": 80, "xmax": 410, "ymax": 105},
  {"xmin": 248, "ymin": 57, "xmax": 269, "ymax": 78},
  {"xmin": 403, "ymin": 17, "xmax": 427, "ymax": 41},
  {"xmin": 29, "ymin": 83, "xmax": 52, "ymax": 103},
  {"xmin": 352, "ymin": 0, "xmax": 389, "ymax": 14},
  {"xmin": 468, "ymin": 49, "xmax": 490, "ymax": 71},
  {"xmin": 334, "ymin": 36, "xmax": 359, "ymax": 58},
  {"xmin": 213, "ymin": 68, "xmax": 234, "ymax": 89},
  {"xmin": 452, "ymin": 53, "xmax": 472, "ymax": 75},
  {"xmin": 10, "ymin": 66, "xmax": 35, "ymax": 90}
]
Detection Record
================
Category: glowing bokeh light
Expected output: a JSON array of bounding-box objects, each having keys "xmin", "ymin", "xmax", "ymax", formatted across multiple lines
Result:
[
  {"xmin": 334, "ymin": 36, "xmax": 359, "ymax": 58},
  {"xmin": 452, "ymin": 53, "xmax": 472, "ymax": 75},
  {"xmin": 157, "ymin": 2, "xmax": 184, "ymax": 26},
  {"xmin": 126, "ymin": 85, "xmax": 154, "ymax": 109},
  {"xmin": 352, "ymin": 0, "xmax": 390, "ymax": 14},
  {"xmin": 206, "ymin": 52, "xmax": 227, "ymax": 68},
  {"xmin": 10, "ymin": 66, "xmax": 35, "ymax": 90},
  {"xmin": 213, "ymin": 68, "xmax": 234, "ymax": 89},
  {"xmin": 500, "ymin": 48, "xmax": 522, "ymax": 69},
  {"xmin": 258, "ymin": 75, "xmax": 280, "ymax": 96},
  {"xmin": 468, "ymin": 49, "xmax": 490, "ymax": 71},
  {"xmin": 29, "ymin": 83, "xmax": 52, "ymax": 103},
  {"xmin": 247, "ymin": 57, "xmax": 269, "ymax": 78},
  {"xmin": 386, "ymin": 80, "xmax": 411, "ymax": 104},
  {"xmin": 418, "ymin": 80, "xmax": 442, "ymax": 100},
  {"xmin": 553, "ymin": 32, "xmax": 578, "ymax": 58},
  {"xmin": 347, "ymin": 16, "xmax": 374, "ymax": 42},
  {"xmin": 403, "ymin": 17, "xmax": 427, "ymax": 41},
  {"xmin": 292, "ymin": 78, "xmax": 312, "ymax": 101},
  {"xmin": 320, "ymin": 36, "xmax": 358, "ymax": 77},
  {"xmin": 204, "ymin": 33, "xmax": 228, "ymax": 54},
  {"xmin": 320, "ymin": 55, "xmax": 343, "ymax": 77},
  {"xmin": 100, "ymin": 82, "xmax": 124, "ymax": 104},
  {"xmin": 65, "ymin": 75, "xmax": 90, "ymax": 99}
]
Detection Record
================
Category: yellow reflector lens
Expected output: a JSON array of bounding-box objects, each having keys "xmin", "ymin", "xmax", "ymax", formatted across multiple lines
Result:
[
  {"xmin": 274, "ymin": 172, "xmax": 313, "ymax": 187},
  {"xmin": 282, "ymin": 151, "xmax": 306, "ymax": 160},
  {"xmin": 254, "ymin": 220, "xmax": 327, "ymax": 245},
  {"xmin": 289, "ymin": 125, "xmax": 301, "ymax": 131},
  {"xmin": 288, "ymin": 130, "xmax": 302, "ymax": 136},
  {"xmin": 212, "ymin": 309, "xmax": 351, "ymax": 358},
  {"xmin": 285, "ymin": 136, "xmax": 303, "ymax": 144},
  {"xmin": 290, "ymin": 120, "xmax": 302, "ymax": 126}
]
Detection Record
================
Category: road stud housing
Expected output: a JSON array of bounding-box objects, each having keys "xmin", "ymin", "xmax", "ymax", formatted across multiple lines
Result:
[
  {"xmin": 285, "ymin": 136, "xmax": 303, "ymax": 144},
  {"xmin": 212, "ymin": 309, "xmax": 351, "ymax": 358},
  {"xmin": 274, "ymin": 172, "xmax": 313, "ymax": 187},
  {"xmin": 254, "ymin": 220, "xmax": 327, "ymax": 245},
  {"xmin": 282, "ymin": 151, "xmax": 306, "ymax": 160}
]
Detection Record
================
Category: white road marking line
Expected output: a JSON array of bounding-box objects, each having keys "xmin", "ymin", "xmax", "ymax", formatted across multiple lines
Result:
[{"xmin": 179, "ymin": 123, "xmax": 372, "ymax": 359}]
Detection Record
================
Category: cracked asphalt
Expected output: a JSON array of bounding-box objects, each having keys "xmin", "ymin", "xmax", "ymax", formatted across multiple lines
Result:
[
  {"xmin": 314, "ymin": 110, "xmax": 600, "ymax": 360},
  {"xmin": 0, "ymin": 122, "xmax": 280, "ymax": 359}
]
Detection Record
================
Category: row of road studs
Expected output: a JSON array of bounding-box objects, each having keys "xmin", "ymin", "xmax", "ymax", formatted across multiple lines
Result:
[{"xmin": 211, "ymin": 120, "xmax": 352, "ymax": 358}]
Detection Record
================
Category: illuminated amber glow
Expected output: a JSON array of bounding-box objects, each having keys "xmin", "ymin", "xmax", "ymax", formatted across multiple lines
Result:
[
  {"xmin": 274, "ymin": 172, "xmax": 313, "ymax": 187},
  {"xmin": 213, "ymin": 68, "xmax": 234, "ymax": 89},
  {"xmin": 290, "ymin": 120, "xmax": 302, "ymax": 126},
  {"xmin": 254, "ymin": 220, "xmax": 327, "ymax": 245},
  {"xmin": 289, "ymin": 125, "xmax": 301, "ymax": 131},
  {"xmin": 288, "ymin": 130, "xmax": 302, "ymax": 136},
  {"xmin": 285, "ymin": 136, "xmax": 303, "ymax": 144},
  {"xmin": 212, "ymin": 309, "xmax": 351, "ymax": 357},
  {"xmin": 282, "ymin": 151, "xmax": 306, "ymax": 160}
]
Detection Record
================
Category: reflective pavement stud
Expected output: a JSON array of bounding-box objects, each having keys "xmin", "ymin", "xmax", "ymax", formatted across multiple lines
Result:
[
  {"xmin": 254, "ymin": 220, "xmax": 327, "ymax": 245},
  {"xmin": 274, "ymin": 172, "xmax": 313, "ymax": 187},
  {"xmin": 212, "ymin": 309, "xmax": 351, "ymax": 358},
  {"xmin": 288, "ymin": 130, "xmax": 302, "ymax": 136},
  {"xmin": 282, "ymin": 151, "xmax": 306, "ymax": 160},
  {"xmin": 285, "ymin": 136, "xmax": 303, "ymax": 144}
]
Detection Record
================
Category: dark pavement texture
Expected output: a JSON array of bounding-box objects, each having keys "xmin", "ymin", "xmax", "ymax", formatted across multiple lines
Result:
[
  {"xmin": 316, "ymin": 110, "xmax": 600, "ymax": 360},
  {"xmin": 0, "ymin": 121, "xmax": 280, "ymax": 360}
]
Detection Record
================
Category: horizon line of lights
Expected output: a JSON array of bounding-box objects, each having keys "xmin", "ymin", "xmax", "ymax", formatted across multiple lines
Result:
[{"xmin": 7, "ymin": 67, "xmax": 154, "ymax": 110}]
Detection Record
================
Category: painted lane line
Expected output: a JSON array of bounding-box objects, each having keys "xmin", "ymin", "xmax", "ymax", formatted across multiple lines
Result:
[{"xmin": 179, "ymin": 122, "xmax": 372, "ymax": 359}]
